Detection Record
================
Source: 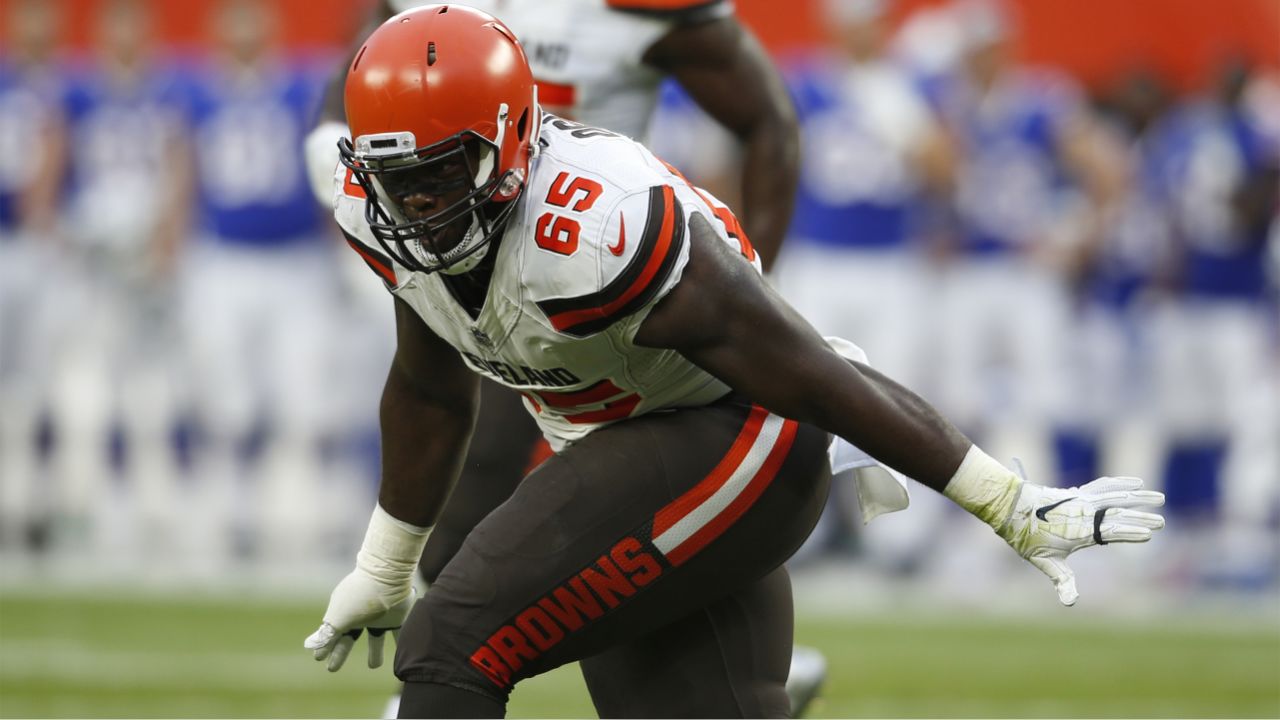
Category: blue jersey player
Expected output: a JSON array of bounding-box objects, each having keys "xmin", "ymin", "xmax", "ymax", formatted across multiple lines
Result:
[
  {"xmin": 1147, "ymin": 59, "xmax": 1279, "ymax": 585},
  {"xmin": 41, "ymin": 0, "xmax": 192, "ymax": 565},
  {"xmin": 179, "ymin": 0, "xmax": 341, "ymax": 569},
  {"xmin": 925, "ymin": 0, "xmax": 1121, "ymax": 487},
  {"xmin": 0, "ymin": 0, "xmax": 67, "ymax": 550}
]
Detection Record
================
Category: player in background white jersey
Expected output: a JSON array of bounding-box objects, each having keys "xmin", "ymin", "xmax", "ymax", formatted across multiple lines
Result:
[
  {"xmin": 303, "ymin": 7, "xmax": 1165, "ymax": 717},
  {"xmin": 0, "ymin": 0, "xmax": 66, "ymax": 553},
  {"xmin": 303, "ymin": 0, "xmax": 820, "ymax": 713}
]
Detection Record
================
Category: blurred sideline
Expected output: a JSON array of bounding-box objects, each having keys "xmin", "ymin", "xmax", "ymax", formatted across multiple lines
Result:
[{"xmin": 1, "ymin": 0, "xmax": 1277, "ymax": 618}]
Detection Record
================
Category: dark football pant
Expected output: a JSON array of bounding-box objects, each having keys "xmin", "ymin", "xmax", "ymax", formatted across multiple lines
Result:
[{"xmin": 395, "ymin": 393, "xmax": 832, "ymax": 718}]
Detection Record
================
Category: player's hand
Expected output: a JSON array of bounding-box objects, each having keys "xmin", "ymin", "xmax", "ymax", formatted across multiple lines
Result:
[
  {"xmin": 304, "ymin": 568, "xmax": 417, "ymax": 671},
  {"xmin": 303, "ymin": 504, "xmax": 431, "ymax": 672},
  {"xmin": 998, "ymin": 476, "xmax": 1165, "ymax": 606}
]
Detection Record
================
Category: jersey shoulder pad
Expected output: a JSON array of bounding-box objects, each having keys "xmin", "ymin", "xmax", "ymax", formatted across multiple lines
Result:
[
  {"xmin": 531, "ymin": 181, "xmax": 689, "ymax": 339},
  {"xmin": 333, "ymin": 167, "xmax": 401, "ymax": 288},
  {"xmin": 605, "ymin": 0, "xmax": 730, "ymax": 22}
]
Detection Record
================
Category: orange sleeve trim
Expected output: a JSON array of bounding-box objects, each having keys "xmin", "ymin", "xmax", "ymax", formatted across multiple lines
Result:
[
  {"xmin": 536, "ymin": 81, "xmax": 577, "ymax": 108},
  {"xmin": 344, "ymin": 236, "xmax": 397, "ymax": 287},
  {"xmin": 660, "ymin": 159, "xmax": 756, "ymax": 263}
]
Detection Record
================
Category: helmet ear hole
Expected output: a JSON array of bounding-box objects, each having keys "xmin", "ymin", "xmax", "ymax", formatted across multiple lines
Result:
[{"xmin": 516, "ymin": 107, "xmax": 529, "ymax": 141}]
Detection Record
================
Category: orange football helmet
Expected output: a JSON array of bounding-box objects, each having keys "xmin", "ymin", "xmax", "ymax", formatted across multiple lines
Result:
[{"xmin": 340, "ymin": 4, "xmax": 540, "ymax": 274}]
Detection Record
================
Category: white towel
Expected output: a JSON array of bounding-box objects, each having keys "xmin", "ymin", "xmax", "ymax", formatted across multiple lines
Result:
[{"xmin": 823, "ymin": 336, "xmax": 912, "ymax": 523}]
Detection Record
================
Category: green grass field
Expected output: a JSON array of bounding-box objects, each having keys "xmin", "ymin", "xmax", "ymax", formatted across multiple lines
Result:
[{"xmin": 1, "ymin": 591, "xmax": 1277, "ymax": 718}]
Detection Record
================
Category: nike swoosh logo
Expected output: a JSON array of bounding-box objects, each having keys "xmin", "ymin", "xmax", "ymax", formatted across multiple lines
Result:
[
  {"xmin": 608, "ymin": 214, "xmax": 626, "ymax": 256},
  {"xmin": 1035, "ymin": 497, "xmax": 1075, "ymax": 521}
]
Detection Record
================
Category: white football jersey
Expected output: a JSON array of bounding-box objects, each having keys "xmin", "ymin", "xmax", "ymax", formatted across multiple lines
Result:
[
  {"xmin": 335, "ymin": 115, "xmax": 759, "ymax": 449},
  {"xmin": 386, "ymin": 0, "xmax": 731, "ymax": 140}
]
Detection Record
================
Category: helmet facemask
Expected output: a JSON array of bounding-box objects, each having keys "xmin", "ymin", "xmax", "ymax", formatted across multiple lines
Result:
[{"xmin": 339, "ymin": 103, "xmax": 525, "ymax": 276}]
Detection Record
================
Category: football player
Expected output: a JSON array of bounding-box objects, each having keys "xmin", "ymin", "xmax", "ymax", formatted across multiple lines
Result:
[
  {"xmin": 1147, "ymin": 58, "xmax": 1279, "ymax": 585},
  {"xmin": 180, "ymin": 0, "xmax": 338, "ymax": 567},
  {"xmin": 305, "ymin": 0, "xmax": 820, "ymax": 712},
  {"xmin": 773, "ymin": 0, "xmax": 956, "ymax": 571},
  {"xmin": 304, "ymin": 7, "xmax": 1166, "ymax": 717},
  {"xmin": 921, "ymin": 0, "xmax": 1123, "ymax": 483},
  {"xmin": 0, "ymin": 0, "xmax": 65, "ymax": 549},
  {"xmin": 45, "ymin": 0, "xmax": 191, "ymax": 562}
]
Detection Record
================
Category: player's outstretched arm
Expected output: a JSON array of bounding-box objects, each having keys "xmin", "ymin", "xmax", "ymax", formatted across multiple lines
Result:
[
  {"xmin": 645, "ymin": 17, "xmax": 799, "ymax": 272},
  {"xmin": 636, "ymin": 213, "xmax": 1165, "ymax": 605},
  {"xmin": 637, "ymin": 213, "xmax": 970, "ymax": 486},
  {"xmin": 305, "ymin": 297, "xmax": 480, "ymax": 671}
]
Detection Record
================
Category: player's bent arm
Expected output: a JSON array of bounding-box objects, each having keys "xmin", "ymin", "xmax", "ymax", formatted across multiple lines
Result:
[
  {"xmin": 304, "ymin": 298, "xmax": 480, "ymax": 671},
  {"xmin": 380, "ymin": 296, "xmax": 481, "ymax": 529},
  {"xmin": 645, "ymin": 17, "xmax": 799, "ymax": 272},
  {"xmin": 635, "ymin": 213, "xmax": 1166, "ymax": 605},
  {"xmin": 636, "ymin": 213, "xmax": 970, "ymax": 490}
]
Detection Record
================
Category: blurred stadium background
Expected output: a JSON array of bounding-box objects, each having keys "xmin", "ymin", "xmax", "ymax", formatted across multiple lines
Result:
[{"xmin": 1, "ymin": 0, "xmax": 1277, "ymax": 717}]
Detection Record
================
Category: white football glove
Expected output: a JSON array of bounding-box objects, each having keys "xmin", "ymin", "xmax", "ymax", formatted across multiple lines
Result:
[
  {"xmin": 996, "ymin": 475, "xmax": 1166, "ymax": 605},
  {"xmin": 304, "ymin": 505, "xmax": 430, "ymax": 671},
  {"xmin": 945, "ymin": 446, "xmax": 1166, "ymax": 606},
  {"xmin": 304, "ymin": 571, "xmax": 418, "ymax": 671}
]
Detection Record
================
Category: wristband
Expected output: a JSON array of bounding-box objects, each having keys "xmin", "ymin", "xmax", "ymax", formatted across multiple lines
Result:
[
  {"xmin": 354, "ymin": 504, "xmax": 432, "ymax": 587},
  {"xmin": 942, "ymin": 445, "xmax": 1023, "ymax": 530}
]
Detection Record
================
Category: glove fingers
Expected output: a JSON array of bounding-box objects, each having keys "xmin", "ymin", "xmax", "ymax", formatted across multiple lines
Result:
[
  {"xmin": 1028, "ymin": 555, "xmax": 1079, "ymax": 606},
  {"xmin": 327, "ymin": 631, "xmax": 360, "ymax": 672},
  {"xmin": 305, "ymin": 623, "xmax": 337, "ymax": 659},
  {"xmin": 1095, "ymin": 507, "xmax": 1164, "ymax": 544},
  {"xmin": 368, "ymin": 630, "xmax": 386, "ymax": 669},
  {"xmin": 1109, "ymin": 508, "xmax": 1166, "ymax": 530},
  {"xmin": 1100, "ymin": 524, "xmax": 1152, "ymax": 543},
  {"xmin": 1100, "ymin": 491, "xmax": 1166, "ymax": 510},
  {"xmin": 1079, "ymin": 476, "xmax": 1144, "ymax": 494}
]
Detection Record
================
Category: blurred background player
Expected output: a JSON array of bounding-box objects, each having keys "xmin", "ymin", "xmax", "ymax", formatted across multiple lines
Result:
[
  {"xmin": 768, "ymin": 0, "xmax": 956, "ymax": 571},
  {"xmin": 0, "ymin": 0, "xmax": 66, "ymax": 554},
  {"xmin": 43, "ymin": 0, "xmax": 191, "ymax": 571},
  {"xmin": 919, "ymin": 0, "xmax": 1123, "ymax": 487},
  {"xmin": 1147, "ymin": 56, "xmax": 1279, "ymax": 587},
  {"xmin": 0, "ymin": 1, "xmax": 1274, "ymax": 715},
  {"xmin": 1064, "ymin": 67, "xmax": 1173, "ymax": 501},
  {"xmin": 1041, "ymin": 67, "xmax": 1175, "ymax": 592},
  {"xmin": 182, "ymin": 0, "xmax": 343, "ymax": 570},
  {"xmin": 874, "ymin": 0, "xmax": 1131, "ymax": 593},
  {"xmin": 304, "ymin": 0, "xmax": 818, "ymax": 713}
]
